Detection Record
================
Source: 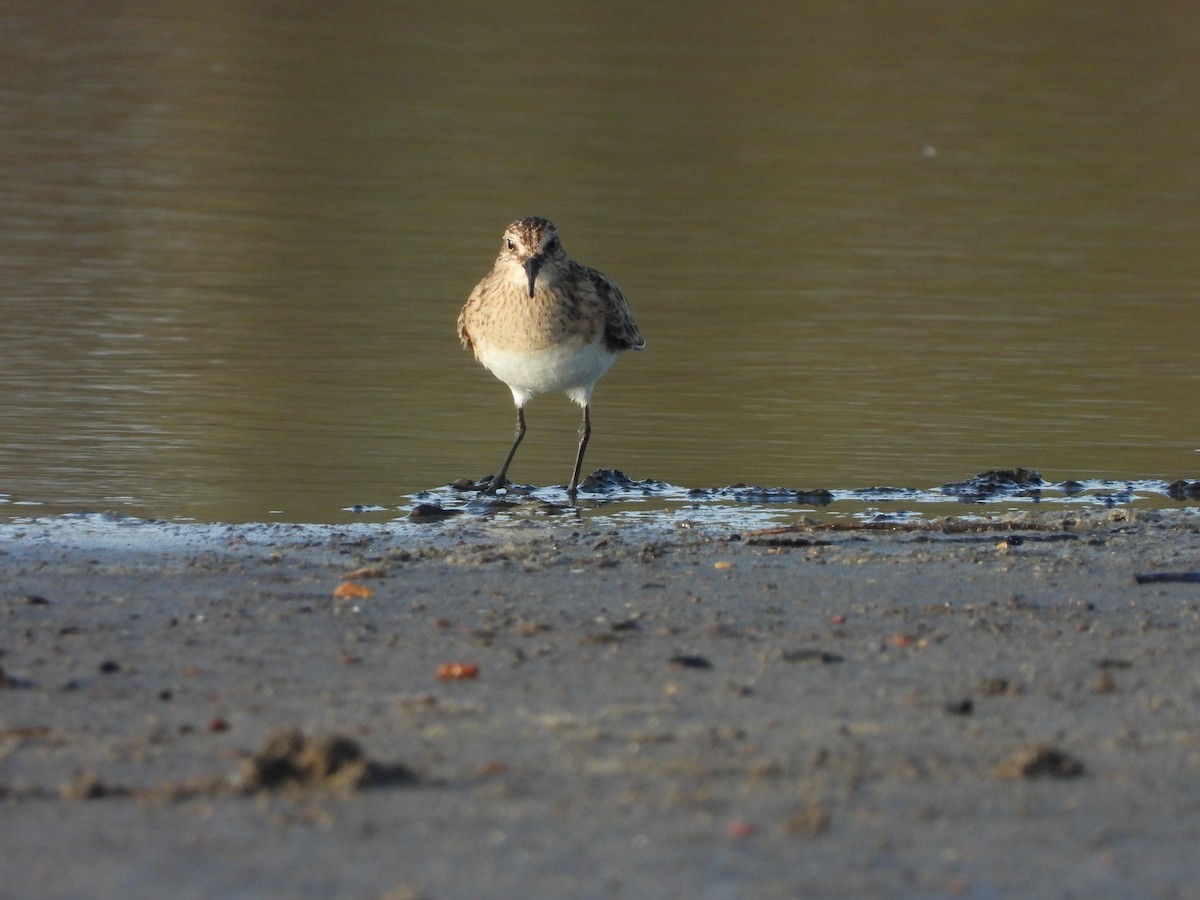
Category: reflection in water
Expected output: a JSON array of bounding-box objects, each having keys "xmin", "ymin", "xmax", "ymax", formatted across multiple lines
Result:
[{"xmin": 1, "ymin": 2, "xmax": 1198, "ymax": 522}]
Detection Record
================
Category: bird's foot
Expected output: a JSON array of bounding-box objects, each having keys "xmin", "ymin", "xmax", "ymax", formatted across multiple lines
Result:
[{"xmin": 481, "ymin": 475, "xmax": 510, "ymax": 494}]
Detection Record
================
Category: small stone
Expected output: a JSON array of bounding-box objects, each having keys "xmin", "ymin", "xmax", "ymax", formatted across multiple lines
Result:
[
  {"xmin": 780, "ymin": 648, "xmax": 843, "ymax": 665},
  {"xmin": 670, "ymin": 654, "xmax": 713, "ymax": 670}
]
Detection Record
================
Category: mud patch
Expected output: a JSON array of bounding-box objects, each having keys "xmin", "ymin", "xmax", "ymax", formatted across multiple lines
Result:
[
  {"xmin": 7, "ymin": 730, "xmax": 419, "ymax": 803},
  {"xmin": 994, "ymin": 745, "xmax": 1085, "ymax": 780},
  {"xmin": 239, "ymin": 728, "xmax": 417, "ymax": 792},
  {"xmin": 409, "ymin": 467, "xmax": 1200, "ymax": 531},
  {"xmin": 941, "ymin": 468, "xmax": 1045, "ymax": 501}
]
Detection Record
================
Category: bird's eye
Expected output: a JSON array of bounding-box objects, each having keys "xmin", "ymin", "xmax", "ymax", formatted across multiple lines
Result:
[
  {"xmin": 547, "ymin": 236, "xmax": 559, "ymax": 251},
  {"xmin": 505, "ymin": 239, "xmax": 516, "ymax": 251}
]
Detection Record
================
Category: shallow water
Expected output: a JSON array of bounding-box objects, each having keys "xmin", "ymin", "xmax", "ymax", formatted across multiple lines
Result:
[
  {"xmin": 400, "ymin": 470, "xmax": 1200, "ymax": 533},
  {"xmin": 2, "ymin": 2, "xmax": 1198, "ymax": 523}
]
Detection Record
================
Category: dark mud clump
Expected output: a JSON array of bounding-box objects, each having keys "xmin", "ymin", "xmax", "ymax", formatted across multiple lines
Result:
[
  {"xmin": 408, "ymin": 503, "xmax": 465, "ymax": 523},
  {"xmin": 779, "ymin": 648, "xmax": 844, "ymax": 665},
  {"xmin": 60, "ymin": 772, "xmax": 130, "ymax": 801},
  {"xmin": 994, "ymin": 744, "xmax": 1084, "ymax": 780},
  {"xmin": 46, "ymin": 730, "xmax": 419, "ymax": 802},
  {"xmin": 1134, "ymin": 571, "xmax": 1200, "ymax": 585},
  {"xmin": 578, "ymin": 468, "xmax": 666, "ymax": 493},
  {"xmin": 941, "ymin": 468, "xmax": 1044, "ymax": 502},
  {"xmin": 1167, "ymin": 479, "xmax": 1200, "ymax": 500},
  {"xmin": 240, "ymin": 728, "xmax": 417, "ymax": 792},
  {"xmin": 669, "ymin": 654, "xmax": 714, "ymax": 670}
]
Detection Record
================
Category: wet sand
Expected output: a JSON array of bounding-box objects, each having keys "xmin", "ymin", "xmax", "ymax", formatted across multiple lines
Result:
[{"xmin": 3, "ymin": 508, "xmax": 1200, "ymax": 898}]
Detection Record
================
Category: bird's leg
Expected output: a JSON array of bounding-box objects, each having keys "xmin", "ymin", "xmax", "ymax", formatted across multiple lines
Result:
[
  {"xmin": 485, "ymin": 407, "xmax": 526, "ymax": 493},
  {"xmin": 568, "ymin": 404, "xmax": 591, "ymax": 499}
]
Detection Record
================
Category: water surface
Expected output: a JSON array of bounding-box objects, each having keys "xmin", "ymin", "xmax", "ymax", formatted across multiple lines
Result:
[{"xmin": 2, "ymin": 2, "xmax": 1197, "ymax": 522}]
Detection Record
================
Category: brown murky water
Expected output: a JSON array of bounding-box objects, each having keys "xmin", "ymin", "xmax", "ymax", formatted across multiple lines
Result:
[{"xmin": 2, "ymin": 2, "xmax": 1198, "ymax": 522}]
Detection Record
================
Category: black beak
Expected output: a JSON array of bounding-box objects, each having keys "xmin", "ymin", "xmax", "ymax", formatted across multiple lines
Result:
[{"xmin": 524, "ymin": 257, "xmax": 542, "ymax": 298}]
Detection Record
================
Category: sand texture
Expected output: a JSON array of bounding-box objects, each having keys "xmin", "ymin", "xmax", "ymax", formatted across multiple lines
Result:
[{"xmin": 2, "ymin": 509, "xmax": 1200, "ymax": 898}]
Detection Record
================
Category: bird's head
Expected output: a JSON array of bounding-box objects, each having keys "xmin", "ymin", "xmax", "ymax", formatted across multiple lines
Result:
[{"xmin": 499, "ymin": 216, "xmax": 564, "ymax": 298}]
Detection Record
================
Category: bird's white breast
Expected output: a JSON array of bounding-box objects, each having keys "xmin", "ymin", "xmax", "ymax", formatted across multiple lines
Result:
[{"xmin": 477, "ymin": 340, "xmax": 618, "ymax": 408}]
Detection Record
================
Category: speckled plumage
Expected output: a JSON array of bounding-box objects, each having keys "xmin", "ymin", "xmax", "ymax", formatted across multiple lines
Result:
[{"xmin": 458, "ymin": 216, "xmax": 645, "ymax": 495}]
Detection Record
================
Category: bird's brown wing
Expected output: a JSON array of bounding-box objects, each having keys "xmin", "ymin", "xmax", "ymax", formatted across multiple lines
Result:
[{"xmin": 588, "ymin": 270, "xmax": 645, "ymax": 353}]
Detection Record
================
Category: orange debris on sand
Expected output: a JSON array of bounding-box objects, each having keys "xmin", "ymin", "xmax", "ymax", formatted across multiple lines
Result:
[
  {"xmin": 436, "ymin": 662, "xmax": 479, "ymax": 681},
  {"xmin": 333, "ymin": 581, "xmax": 374, "ymax": 600}
]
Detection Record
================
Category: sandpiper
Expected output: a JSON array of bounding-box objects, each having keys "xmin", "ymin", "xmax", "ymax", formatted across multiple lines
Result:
[{"xmin": 458, "ymin": 216, "xmax": 645, "ymax": 496}]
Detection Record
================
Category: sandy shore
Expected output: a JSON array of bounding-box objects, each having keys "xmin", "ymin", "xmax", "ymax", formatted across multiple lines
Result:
[{"xmin": 3, "ymin": 508, "xmax": 1200, "ymax": 898}]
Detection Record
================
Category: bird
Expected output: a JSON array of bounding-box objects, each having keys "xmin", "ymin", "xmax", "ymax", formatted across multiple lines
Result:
[{"xmin": 457, "ymin": 216, "xmax": 645, "ymax": 497}]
